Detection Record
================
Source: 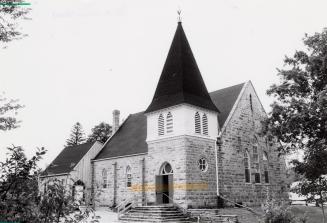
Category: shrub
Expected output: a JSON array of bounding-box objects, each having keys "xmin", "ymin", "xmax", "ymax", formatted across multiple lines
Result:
[{"xmin": 262, "ymin": 197, "xmax": 307, "ymax": 223}]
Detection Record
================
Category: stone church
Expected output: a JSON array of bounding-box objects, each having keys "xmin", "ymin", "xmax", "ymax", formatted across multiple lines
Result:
[{"xmin": 40, "ymin": 21, "xmax": 288, "ymax": 209}]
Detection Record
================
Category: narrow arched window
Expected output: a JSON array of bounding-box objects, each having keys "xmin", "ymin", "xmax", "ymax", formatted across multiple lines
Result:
[
  {"xmin": 202, "ymin": 114, "xmax": 208, "ymax": 135},
  {"xmin": 158, "ymin": 114, "xmax": 164, "ymax": 136},
  {"xmin": 126, "ymin": 166, "xmax": 132, "ymax": 187},
  {"xmin": 102, "ymin": 169, "xmax": 107, "ymax": 188},
  {"xmin": 166, "ymin": 112, "xmax": 173, "ymax": 134},
  {"xmin": 263, "ymin": 152, "xmax": 269, "ymax": 183},
  {"xmin": 195, "ymin": 112, "xmax": 201, "ymax": 134},
  {"xmin": 250, "ymin": 94, "xmax": 253, "ymax": 112},
  {"xmin": 253, "ymin": 145, "xmax": 260, "ymax": 183},
  {"xmin": 244, "ymin": 149, "xmax": 251, "ymax": 183}
]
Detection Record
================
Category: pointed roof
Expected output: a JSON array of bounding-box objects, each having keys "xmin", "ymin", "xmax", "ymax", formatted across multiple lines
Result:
[
  {"xmin": 145, "ymin": 22, "xmax": 219, "ymax": 113},
  {"xmin": 210, "ymin": 83, "xmax": 245, "ymax": 128},
  {"xmin": 40, "ymin": 142, "xmax": 96, "ymax": 177}
]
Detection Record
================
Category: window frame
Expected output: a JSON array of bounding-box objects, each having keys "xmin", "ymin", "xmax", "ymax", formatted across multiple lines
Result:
[
  {"xmin": 102, "ymin": 169, "xmax": 108, "ymax": 188},
  {"xmin": 198, "ymin": 157, "xmax": 208, "ymax": 173},
  {"xmin": 263, "ymin": 151, "xmax": 269, "ymax": 184},
  {"xmin": 244, "ymin": 149, "xmax": 251, "ymax": 183},
  {"xmin": 126, "ymin": 165, "xmax": 132, "ymax": 188}
]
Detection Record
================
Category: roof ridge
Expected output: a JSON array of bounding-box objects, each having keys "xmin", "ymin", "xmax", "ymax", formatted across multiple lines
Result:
[{"xmin": 210, "ymin": 82, "xmax": 246, "ymax": 94}]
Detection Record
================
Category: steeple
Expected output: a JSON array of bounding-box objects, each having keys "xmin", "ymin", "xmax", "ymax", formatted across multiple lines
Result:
[{"xmin": 145, "ymin": 22, "xmax": 219, "ymax": 113}]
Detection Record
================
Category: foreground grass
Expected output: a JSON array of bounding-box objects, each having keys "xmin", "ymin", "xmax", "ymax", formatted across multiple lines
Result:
[{"xmin": 290, "ymin": 206, "xmax": 327, "ymax": 223}]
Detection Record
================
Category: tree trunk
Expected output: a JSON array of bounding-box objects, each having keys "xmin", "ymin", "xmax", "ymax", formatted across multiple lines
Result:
[{"xmin": 321, "ymin": 195, "xmax": 325, "ymax": 223}]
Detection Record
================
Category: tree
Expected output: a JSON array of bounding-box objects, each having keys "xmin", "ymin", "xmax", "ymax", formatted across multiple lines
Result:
[
  {"xmin": 0, "ymin": 93, "xmax": 23, "ymax": 131},
  {"xmin": 87, "ymin": 122, "xmax": 112, "ymax": 143},
  {"xmin": 0, "ymin": 0, "xmax": 30, "ymax": 46},
  {"xmin": 0, "ymin": 146, "xmax": 99, "ymax": 222},
  {"xmin": 65, "ymin": 122, "xmax": 86, "ymax": 147},
  {"xmin": 0, "ymin": 145, "xmax": 46, "ymax": 222},
  {"xmin": 265, "ymin": 28, "xmax": 327, "ymax": 222}
]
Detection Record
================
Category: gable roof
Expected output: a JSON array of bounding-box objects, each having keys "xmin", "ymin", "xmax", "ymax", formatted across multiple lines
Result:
[
  {"xmin": 41, "ymin": 142, "xmax": 95, "ymax": 176},
  {"xmin": 145, "ymin": 22, "xmax": 218, "ymax": 113},
  {"xmin": 94, "ymin": 112, "xmax": 147, "ymax": 160},
  {"xmin": 93, "ymin": 83, "xmax": 244, "ymax": 161},
  {"xmin": 209, "ymin": 83, "xmax": 245, "ymax": 128}
]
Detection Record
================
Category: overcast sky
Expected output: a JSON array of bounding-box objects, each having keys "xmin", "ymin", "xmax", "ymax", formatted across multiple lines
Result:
[{"xmin": 1, "ymin": 0, "xmax": 326, "ymax": 168}]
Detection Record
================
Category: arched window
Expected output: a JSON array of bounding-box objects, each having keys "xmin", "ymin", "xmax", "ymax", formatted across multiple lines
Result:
[
  {"xmin": 253, "ymin": 144, "xmax": 260, "ymax": 183},
  {"xmin": 102, "ymin": 169, "xmax": 107, "ymax": 188},
  {"xmin": 250, "ymin": 94, "xmax": 253, "ymax": 112},
  {"xmin": 158, "ymin": 114, "xmax": 164, "ymax": 136},
  {"xmin": 160, "ymin": 162, "xmax": 173, "ymax": 175},
  {"xmin": 195, "ymin": 112, "xmax": 201, "ymax": 134},
  {"xmin": 244, "ymin": 149, "xmax": 251, "ymax": 183},
  {"xmin": 202, "ymin": 114, "xmax": 208, "ymax": 135},
  {"xmin": 166, "ymin": 112, "xmax": 173, "ymax": 134},
  {"xmin": 263, "ymin": 152, "xmax": 269, "ymax": 183},
  {"xmin": 126, "ymin": 166, "xmax": 132, "ymax": 187}
]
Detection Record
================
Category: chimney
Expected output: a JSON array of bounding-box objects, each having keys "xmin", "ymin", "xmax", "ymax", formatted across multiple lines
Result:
[{"xmin": 112, "ymin": 109, "xmax": 120, "ymax": 133}]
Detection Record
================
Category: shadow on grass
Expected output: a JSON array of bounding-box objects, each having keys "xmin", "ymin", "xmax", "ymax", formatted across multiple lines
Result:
[{"xmin": 290, "ymin": 205, "xmax": 327, "ymax": 223}]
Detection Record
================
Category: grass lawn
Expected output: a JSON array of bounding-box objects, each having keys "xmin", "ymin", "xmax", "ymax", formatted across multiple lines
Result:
[{"xmin": 290, "ymin": 205, "xmax": 327, "ymax": 223}]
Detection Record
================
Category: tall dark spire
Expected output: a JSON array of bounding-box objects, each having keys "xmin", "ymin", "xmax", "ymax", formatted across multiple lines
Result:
[{"xmin": 145, "ymin": 22, "xmax": 219, "ymax": 113}]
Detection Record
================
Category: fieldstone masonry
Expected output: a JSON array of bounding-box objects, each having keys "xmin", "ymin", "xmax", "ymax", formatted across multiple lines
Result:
[
  {"xmin": 218, "ymin": 83, "xmax": 288, "ymax": 206},
  {"xmin": 93, "ymin": 155, "xmax": 146, "ymax": 206}
]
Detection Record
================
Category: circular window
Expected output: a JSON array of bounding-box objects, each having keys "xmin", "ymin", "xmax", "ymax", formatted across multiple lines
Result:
[
  {"xmin": 161, "ymin": 163, "xmax": 173, "ymax": 175},
  {"xmin": 198, "ymin": 158, "xmax": 208, "ymax": 172}
]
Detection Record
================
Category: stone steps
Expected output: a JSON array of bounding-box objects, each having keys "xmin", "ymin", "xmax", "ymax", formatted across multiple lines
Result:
[{"xmin": 119, "ymin": 205, "xmax": 191, "ymax": 223}]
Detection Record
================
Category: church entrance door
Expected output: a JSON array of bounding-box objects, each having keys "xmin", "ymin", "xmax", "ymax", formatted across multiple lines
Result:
[{"xmin": 155, "ymin": 162, "xmax": 173, "ymax": 204}]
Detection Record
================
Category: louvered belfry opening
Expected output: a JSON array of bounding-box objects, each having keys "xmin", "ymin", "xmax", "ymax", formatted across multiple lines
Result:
[
  {"xmin": 166, "ymin": 112, "xmax": 173, "ymax": 133},
  {"xmin": 158, "ymin": 114, "xmax": 165, "ymax": 136},
  {"xmin": 195, "ymin": 112, "xmax": 201, "ymax": 133},
  {"xmin": 202, "ymin": 114, "xmax": 208, "ymax": 135}
]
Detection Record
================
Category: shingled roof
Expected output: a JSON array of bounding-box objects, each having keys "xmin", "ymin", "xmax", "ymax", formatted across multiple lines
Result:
[
  {"xmin": 94, "ymin": 112, "xmax": 147, "ymax": 160},
  {"xmin": 41, "ymin": 142, "xmax": 95, "ymax": 176},
  {"xmin": 94, "ymin": 83, "xmax": 245, "ymax": 160},
  {"xmin": 210, "ymin": 83, "xmax": 245, "ymax": 128},
  {"xmin": 145, "ymin": 22, "xmax": 218, "ymax": 113}
]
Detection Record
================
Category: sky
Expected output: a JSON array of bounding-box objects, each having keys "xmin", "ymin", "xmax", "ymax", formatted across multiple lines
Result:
[{"xmin": 1, "ymin": 0, "xmax": 326, "ymax": 168}]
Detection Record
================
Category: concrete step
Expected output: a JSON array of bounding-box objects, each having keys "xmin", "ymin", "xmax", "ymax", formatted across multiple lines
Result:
[
  {"xmin": 129, "ymin": 209, "xmax": 182, "ymax": 213},
  {"xmin": 123, "ymin": 213, "xmax": 185, "ymax": 217},
  {"xmin": 119, "ymin": 217, "xmax": 190, "ymax": 222},
  {"xmin": 119, "ymin": 205, "xmax": 190, "ymax": 223}
]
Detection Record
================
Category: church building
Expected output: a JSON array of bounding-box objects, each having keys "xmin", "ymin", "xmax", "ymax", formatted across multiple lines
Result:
[
  {"xmin": 41, "ymin": 21, "xmax": 288, "ymax": 209},
  {"xmin": 92, "ymin": 21, "xmax": 288, "ymax": 208}
]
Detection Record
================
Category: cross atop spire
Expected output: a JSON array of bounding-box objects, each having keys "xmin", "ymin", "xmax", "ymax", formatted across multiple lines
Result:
[{"xmin": 177, "ymin": 9, "xmax": 182, "ymax": 23}]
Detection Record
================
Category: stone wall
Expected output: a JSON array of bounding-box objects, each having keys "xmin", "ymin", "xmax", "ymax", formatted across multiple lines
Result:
[
  {"xmin": 185, "ymin": 136, "xmax": 217, "ymax": 208},
  {"xmin": 218, "ymin": 82, "xmax": 288, "ymax": 206},
  {"xmin": 93, "ymin": 154, "xmax": 146, "ymax": 207},
  {"xmin": 145, "ymin": 136, "xmax": 187, "ymax": 206},
  {"xmin": 146, "ymin": 135, "xmax": 218, "ymax": 208}
]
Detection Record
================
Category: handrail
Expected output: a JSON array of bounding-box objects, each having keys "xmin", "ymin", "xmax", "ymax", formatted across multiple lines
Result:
[
  {"xmin": 117, "ymin": 194, "xmax": 142, "ymax": 219},
  {"xmin": 162, "ymin": 193, "xmax": 188, "ymax": 216},
  {"xmin": 218, "ymin": 195, "xmax": 262, "ymax": 216}
]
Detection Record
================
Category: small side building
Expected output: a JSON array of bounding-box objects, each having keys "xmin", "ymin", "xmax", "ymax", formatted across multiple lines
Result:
[{"xmin": 39, "ymin": 141, "xmax": 103, "ymax": 202}]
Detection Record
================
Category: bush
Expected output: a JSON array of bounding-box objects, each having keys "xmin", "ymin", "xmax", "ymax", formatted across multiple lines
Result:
[{"xmin": 262, "ymin": 197, "xmax": 307, "ymax": 223}]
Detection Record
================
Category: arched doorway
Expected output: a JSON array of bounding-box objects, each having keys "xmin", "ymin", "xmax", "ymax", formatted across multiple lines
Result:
[
  {"xmin": 72, "ymin": 180, "xmax": 85, "ymax": 204},
  {"xmin": 155, "ymin": 162, "xmax": 173, "ymax": 204}
]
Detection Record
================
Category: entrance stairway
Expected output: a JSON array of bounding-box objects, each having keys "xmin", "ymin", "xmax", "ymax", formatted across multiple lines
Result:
[{"xmin": 119, "ymin": 205, "xmax": 191, "ymax": 222}]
